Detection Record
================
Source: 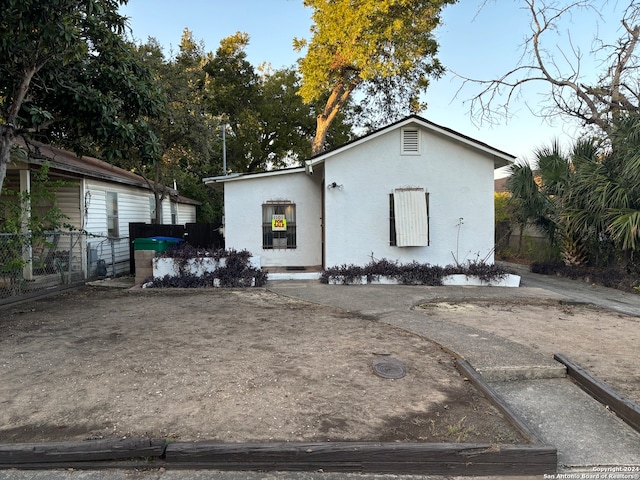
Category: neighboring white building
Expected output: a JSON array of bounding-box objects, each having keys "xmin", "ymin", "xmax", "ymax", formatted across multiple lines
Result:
[
  {"xmin": 4, "ymin": 141, "xmax": 199, "ymax": 276},
  {"xmin": 204, "ymin": 115, "xmax": 514, "ymax": 270}
]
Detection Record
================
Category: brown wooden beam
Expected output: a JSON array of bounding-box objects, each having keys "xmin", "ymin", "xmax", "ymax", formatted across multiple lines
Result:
[
  {"xmin": 0, "ymin": 438, "xmax": 166, "ymax": 465},
  {"xmin": 455, "ymin": 359, "xmax": 548, "ymax": 445},
  {"xmin": 554, "ymin": 353, "xmax": 640, "ymax": 433},
  {"xmin": 164, "ymin": 441, "xmax": 557, "ymax": 475}
]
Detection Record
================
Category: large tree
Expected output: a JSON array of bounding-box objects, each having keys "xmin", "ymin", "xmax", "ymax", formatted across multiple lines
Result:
[
  {"xmin": 295, "ymin": 0, "xmax": 456, "ymax": 155},
  {"xmin": 0, "ymin": 0, "xmax": 162, "ymax": 192},
  {"xmin": 129, "ymin": 32, "xmax": 220, "ymax": 223},
  {"xmin": 205, "ymin": 33, "xmax": 352, "ymax": 172},
  {"xmin": 464, "ymin": 0, "xmax": 640, "ymax": 137},
  {"xmin": 507, "ymin": 119, "xmax": 640, "ymax": 268},
  {"xmin": 566, "ymin": 116, "xmax": 640, "ymax": 258}
]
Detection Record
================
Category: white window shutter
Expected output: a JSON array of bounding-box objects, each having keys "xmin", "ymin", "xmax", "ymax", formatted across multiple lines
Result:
[{"xmin": 394, "ymin": 188, "xmax": 428, "ymax": 246}]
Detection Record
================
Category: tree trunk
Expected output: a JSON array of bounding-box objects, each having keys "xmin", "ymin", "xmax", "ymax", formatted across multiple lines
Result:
[
  {"xmin": 154, "ymin": 189, "xmax": 162, "ymax": 224},
  {"xmin": 1, "ymin": 65, "xmax": 38, "ymax": 192},
  {"xmin": 0, "ymin": 126, "xmax": 16, "ymax": 192},
  {"xmin": 311, "ymin": 75, "xmax": 359, "ymax": 156},
  {"xmin": 154, "ymin": 160, "xmax": 163, "ymax": 224},
  {"xmin": 312, "ymin": 115, "xmax": 331, "ymax": 156}
]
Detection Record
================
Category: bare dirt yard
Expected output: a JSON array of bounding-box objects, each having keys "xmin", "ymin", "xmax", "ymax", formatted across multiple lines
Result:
[
  {"xmin": 417, "ymin": 301, "xmax": 640, "ymax": 404},
  {"xmin": 0, "ymin": 287, "xmax": 525, "ymax": 445}
]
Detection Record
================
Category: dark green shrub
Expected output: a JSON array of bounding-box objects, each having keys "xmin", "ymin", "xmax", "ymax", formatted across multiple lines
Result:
[
  {"xmin": 321, "ymin": 258, "xmax": 508, "ymax": 286},
  {"xmin": 320, "ymin": 264, "xmax": 365, "ymax": 284},
  {"xmin": 149, "ymin": 246, "xmax": 266, "ymax": 288}
]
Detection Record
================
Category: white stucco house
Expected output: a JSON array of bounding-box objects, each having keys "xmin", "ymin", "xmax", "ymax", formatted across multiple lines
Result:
[{"xmin": 204, "ymin": 115, "xmax": 515, "ymax": 271}]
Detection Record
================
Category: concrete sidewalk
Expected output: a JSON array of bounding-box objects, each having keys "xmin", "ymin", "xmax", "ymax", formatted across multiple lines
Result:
[{"xmin": 267, "ymin": 280, "xmax": 640, "ymax": 472}]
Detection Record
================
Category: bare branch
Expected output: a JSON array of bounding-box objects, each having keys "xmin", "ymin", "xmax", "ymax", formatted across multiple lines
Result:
[{"xmin": 459, "ymin": 0, "xmax": 639, "ymax": 136}]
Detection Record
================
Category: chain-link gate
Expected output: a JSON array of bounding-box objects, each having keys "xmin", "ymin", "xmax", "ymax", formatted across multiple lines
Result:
[{"xmin": 0, "ymin": 232, "xmax": 86, "ymax": 301}]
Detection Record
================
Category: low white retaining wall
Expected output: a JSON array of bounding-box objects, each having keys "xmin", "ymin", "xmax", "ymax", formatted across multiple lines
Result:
[
  {"xmin": 329, "ymin": 274, "xmax": 521, "ymax": 287},
  {"xmin": 153, "ymin": 256, "xmax": 261, "ymax": 278},
  {"xmin": 441, "ymin": 274, "xmax": 521, "ymax": 287}
]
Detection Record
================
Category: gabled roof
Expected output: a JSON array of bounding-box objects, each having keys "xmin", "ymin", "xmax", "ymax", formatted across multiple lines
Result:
[
  {"xmin": 13, "ymin": 140, "xmax": 200, "ymax": 205},
  {"xmin": 203, "ymin": 166, "xmax": 306, "ymax": 185},
  {"xmin": 306, "ymin": 114, "xmax": 515, "ymax": 169},
  {"xmin": 204, "ymin": 115, "xmax": 515, "ymax": 186}
]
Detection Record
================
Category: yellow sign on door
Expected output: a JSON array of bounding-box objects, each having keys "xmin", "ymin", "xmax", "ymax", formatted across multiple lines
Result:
[{"xmin": 272, "ymin": 214, "xmax": 287, "ymax": 231}]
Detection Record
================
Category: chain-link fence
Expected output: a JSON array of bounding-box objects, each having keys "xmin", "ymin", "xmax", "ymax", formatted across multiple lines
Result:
[{"xmin": 0, "ymin": 232, "xmax": 86, "ymax": 301}]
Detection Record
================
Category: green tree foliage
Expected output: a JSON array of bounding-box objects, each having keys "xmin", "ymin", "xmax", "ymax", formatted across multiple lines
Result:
[
  {"xmin": 507, "ymin": 119, "xmax": 640, "ymax": 268},
  {"xmin": 0, "ymin": 159, "xmax": 68, "ymax": 234},
  {"xmin": 507, "ymin": 140, "xmax": 593, "ymax": 264},
  {"xmin": 295, "ymin": 0, "xmax": 456, "ymax": 154},
  {"xmin": 0, "ymin": 0, "xmax": 163, "ymax": 193},
  {"xmin": 566, "ymin": 117, "xmax": 640, "ymax": 258},
  {"xmin": 130, "ymin": 31, "xmax": 350, "ymax": 222},
  {"xmin": 494, "ymin": 191, "xmax": 514, "ymax": 252},
  {"xmin": 130, "ymin": 32, "xmax": 220, "ymax": 223},
  {"xmin": 204, "ymin": 33, "xmax": 352, "ymax": 173}
]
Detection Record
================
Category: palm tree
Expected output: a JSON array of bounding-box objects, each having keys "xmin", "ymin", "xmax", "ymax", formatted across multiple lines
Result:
[
  {"xmin": 508, "ymin": 115, "xmax": 640, "ymax": 268},
  {"xmin": 505, "ymin": 161, "xmax": 547, "ymax": 254},
  {"xmin": 606, "ymin": 115, "xmax": 640, "ymax": 254},
  {"xmin": 506, "ymin": 139, "xmax": 575, "ymax": 260},
  {"xmin": 568, "ymin": 116, "xmax": 640, "ymax": 256},
  {"xmin": 561, "ymin": 116, "xmax": 640, "ymax": 267}
]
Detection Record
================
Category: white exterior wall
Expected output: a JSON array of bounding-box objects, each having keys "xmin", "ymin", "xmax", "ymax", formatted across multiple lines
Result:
[
  {"xmin": 224, "ymin": 171, "xmax": 323, "ymax": 267},
  {"xmin": 83, "ymin": 183, "xmax": 197, "ymax": 275},
  {"xmin": 157, "ymin": 197, "xmax": 195, "ymax": 224},
  {"xmin": 177, "ymin": 202, "xmax": 196, "ymax": 224},
  {"xmin": 323, "ymin": 126, "xmax": 496, "ymax": 268},
  {"xmin": 53, "ymin": 182, "xmax": 82, "ymax": 228},
  {"xmin": 84, "ymin": 180, "xmax": 153, "ymax": 275},
  {"xmin": 159, "ymin": 197, "xmax": 172, "ymax": 224}
]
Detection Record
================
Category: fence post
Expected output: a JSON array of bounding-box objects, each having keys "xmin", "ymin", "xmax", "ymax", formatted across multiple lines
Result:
[
  {"xmin": 68, "ymin": 233, "xmax": 73, "ymax": 284},
  {"xmin": 110, "ymin": 238, "xmax": 116, "ymax": 277},
  {"xmin": 22, "ymin": 233, "xmax": 33, "ymax": 281}
]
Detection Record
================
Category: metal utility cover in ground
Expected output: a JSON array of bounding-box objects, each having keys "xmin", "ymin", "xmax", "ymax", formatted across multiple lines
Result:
[{"xmin": 371, "ymin": 357, "xmax": 407, "ymax": 379}]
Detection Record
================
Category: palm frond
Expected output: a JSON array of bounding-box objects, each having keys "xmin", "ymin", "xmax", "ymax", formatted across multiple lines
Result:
[{"xmin": 608, "ymin": 209, "xmax": 640, "ymax": 251}]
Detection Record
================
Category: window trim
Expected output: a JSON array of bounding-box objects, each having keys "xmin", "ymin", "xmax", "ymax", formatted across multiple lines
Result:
[
  {"xmin": 106, "ymin": 191, "xmax": 119, "ymax": 238},
  {"xmin": 262, "ymin": 201, "xmax": 297, "ymax": 250},
  {"xmin": 149, "ymin": 197, "xmax": 157, "ymax": 224},
  {"xmin": 170, "ymin": 199, "xmax": 177, "ymax": 224}
]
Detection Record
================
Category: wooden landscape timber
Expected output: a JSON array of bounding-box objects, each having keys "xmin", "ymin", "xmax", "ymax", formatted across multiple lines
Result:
[
  {"xmin": 163, "ymin": 441, "xmax": 557, "ymax": 475},
  {"xmin": 455, "ymin": 359, "xmax": 549, "ymax": 445},
  {"xmin": 0, "ymin": 437, "xmax": 166, "ymax": 465},
  {"xmin": 0, "ymin": 439, "xmax": 557, "ymax": 475},
  {"xmin": 554, "ymin": 353, "xmax": 640, "ymax": 433},
  {"xmin": 0, "ymin": 361, "xmax": 558, "ymax": 475}
]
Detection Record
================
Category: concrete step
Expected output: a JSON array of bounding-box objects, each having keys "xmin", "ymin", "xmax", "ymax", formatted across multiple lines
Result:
[{"xmin": 379, "ymin": 309, "xmax": 567, "ymax": 381}]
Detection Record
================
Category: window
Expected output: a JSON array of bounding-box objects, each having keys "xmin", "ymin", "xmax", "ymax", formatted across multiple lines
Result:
[
  {"xmin": 401, "ymin": 128, "xmax": 420, "ymax": 155},
  {"xmin": 171, "ymin": 200, "xmax": 177, "ymax": 224},
  {"xmin": 389, "ymin": 188, "xmax": 429, "ymax": 247},
  {"xmin": 150, "ymin": 197, "xmax": 156, "ymax": 223},
  {"xmin": 106, "ymin": 192, "xmax": 119, "ymax": 238},
  {"xmin": 262, "ymin": 202, "xmax": 296, "ymax": 249}
]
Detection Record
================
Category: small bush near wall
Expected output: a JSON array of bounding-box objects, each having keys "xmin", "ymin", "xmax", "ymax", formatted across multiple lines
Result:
[
  {"xmin": 145, "ymin": 245, "xmax": 267, "ymax": 288},
  {"xmin": 531, "ymin": 261, "xmax": 640, "ymax": 293},
  {"xmin": 321, "ymin": 259, "xmax": 510, "ymax": 285}
]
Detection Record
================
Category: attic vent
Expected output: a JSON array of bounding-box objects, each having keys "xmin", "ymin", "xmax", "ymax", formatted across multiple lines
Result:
[{"xmin": 401, "ymin": 128, "xmax": 420, "ymax": 154}]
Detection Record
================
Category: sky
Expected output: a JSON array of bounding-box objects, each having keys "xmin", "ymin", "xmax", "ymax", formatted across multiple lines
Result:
[{"xmin": 120, "ymin": 0, "xmax": 627, "ymax": 174}]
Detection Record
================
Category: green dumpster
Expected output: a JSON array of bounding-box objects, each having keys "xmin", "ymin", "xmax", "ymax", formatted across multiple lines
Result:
[{"xmin": 134, "ymin": 236, "xmax": 184, "ymax": 253}]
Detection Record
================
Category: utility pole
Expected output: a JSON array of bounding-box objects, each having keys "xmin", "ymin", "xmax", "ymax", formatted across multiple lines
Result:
[{"xmin": 222, "ymin": 123, "xmax": 227, "ymax": 176}]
